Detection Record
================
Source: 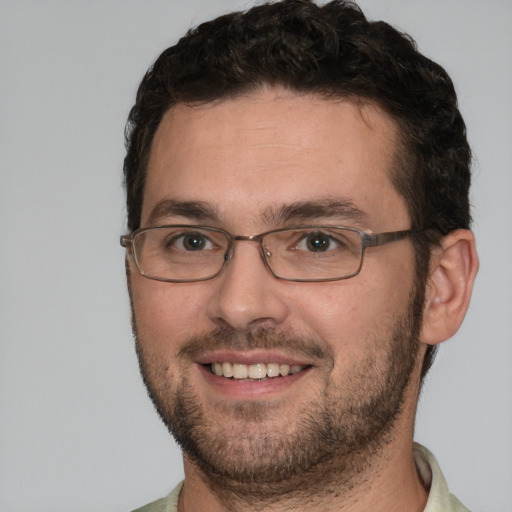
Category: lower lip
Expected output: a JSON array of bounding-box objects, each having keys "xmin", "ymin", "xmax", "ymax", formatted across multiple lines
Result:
[{"xmin": 197, "ymin": 364, "xmax": 312, "ymax": 399}]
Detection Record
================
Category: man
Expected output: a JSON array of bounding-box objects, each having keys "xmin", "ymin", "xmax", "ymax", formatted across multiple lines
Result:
[{"xmin": 120, "ymin": 1, "xmax": 479, "ymax": 510}]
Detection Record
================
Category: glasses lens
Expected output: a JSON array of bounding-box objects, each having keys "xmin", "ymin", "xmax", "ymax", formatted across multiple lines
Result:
[
  {"xmin": 133, "ymin": 226, "xmax": 229, "ymax": 281},
  {"xmin": 263, "ymin": 227, "xmax": 363, "ymax": 280}
]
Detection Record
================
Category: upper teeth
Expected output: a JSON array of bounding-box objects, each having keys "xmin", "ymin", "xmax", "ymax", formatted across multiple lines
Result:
[{"xmin": 211, "ymin": 362, "xmax": 305, "ymax": 379}]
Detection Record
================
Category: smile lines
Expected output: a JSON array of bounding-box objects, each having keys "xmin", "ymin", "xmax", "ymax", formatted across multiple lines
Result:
[{"xmin": 210, "ymin": 362, "xmax": 307, "ymax": 380}]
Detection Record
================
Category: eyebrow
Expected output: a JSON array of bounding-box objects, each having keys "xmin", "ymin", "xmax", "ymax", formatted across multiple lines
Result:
[
  {"xmin": 146, "ymin": 199, "xmax": 220, "ymax": 225},
  {"xmin": 263, "ymin": 199, "xmax": 370, "ymax": 227},
  {"xmin": 146, "ymin": 197, "xmax": 369, "ymax": 228}
]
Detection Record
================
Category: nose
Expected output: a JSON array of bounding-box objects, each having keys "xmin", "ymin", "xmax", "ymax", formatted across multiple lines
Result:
[{"xmin": 206, "ymin": 239, "xmax": 290, "ymax": 331}]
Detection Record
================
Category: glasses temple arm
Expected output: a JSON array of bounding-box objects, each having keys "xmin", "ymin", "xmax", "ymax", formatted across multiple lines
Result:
[
  {"xmin": 365, "ymin": 229, "xmax": 419, "ymax": 248},
  {"xmin": 120, "ymin": 235, "xmax": 132, "ymax": 248}
]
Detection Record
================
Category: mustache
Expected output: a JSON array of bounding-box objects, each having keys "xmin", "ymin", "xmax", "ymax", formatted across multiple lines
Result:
[{"xmin": 178, "ymin": 327, "xmax": 333, "ymax": 364}]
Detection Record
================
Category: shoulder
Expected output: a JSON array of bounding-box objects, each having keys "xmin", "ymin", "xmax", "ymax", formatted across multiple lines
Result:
[
  {"xmin": 131, "ymin": 482, "xmax": 183, "ymax": 512},
  {"xmin": 414, "ymin": 443, "xmax": 471, "ymax": 512}
]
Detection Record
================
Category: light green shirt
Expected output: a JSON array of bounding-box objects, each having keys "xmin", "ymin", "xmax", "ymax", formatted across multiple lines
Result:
[{"xmin": 132, "ymin": 444, "xmax": 469, "ymax": 512}]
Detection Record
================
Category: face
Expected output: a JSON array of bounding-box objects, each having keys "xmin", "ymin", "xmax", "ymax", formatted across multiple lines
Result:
[{"xmin": 128, "ymin": 89, "xmax": 424, "ymax": 490}]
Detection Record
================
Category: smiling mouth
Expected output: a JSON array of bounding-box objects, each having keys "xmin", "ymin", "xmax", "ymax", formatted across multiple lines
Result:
[{"xmin": 209, "ymin": 362, "xmax": 308, "ymax": 380}]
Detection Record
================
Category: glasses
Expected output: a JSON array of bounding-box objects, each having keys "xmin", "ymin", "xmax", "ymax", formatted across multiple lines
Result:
[{"xmin": 120, "ymin": 225, "xmax": 417, "ymax": 283}]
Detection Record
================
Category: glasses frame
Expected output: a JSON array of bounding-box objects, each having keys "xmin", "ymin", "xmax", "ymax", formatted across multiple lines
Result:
[{"xmin": 120, "ymin": 224, "xmax": 418, "ymax": 283}]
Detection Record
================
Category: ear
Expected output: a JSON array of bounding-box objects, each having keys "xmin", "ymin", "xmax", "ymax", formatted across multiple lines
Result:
[{"xmin": 420, "ymin": 229, "xmax": 479, "ymax": 345}]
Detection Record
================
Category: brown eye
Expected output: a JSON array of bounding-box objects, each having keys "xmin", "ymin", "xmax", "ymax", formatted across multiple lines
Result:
[
  {"xmin": 305, "ymin": 232, "xmax": 332, "ymax": 252},
  {"xmin": 166, "ymin": 231, "xmax": 214, "ymax": 252},
  {"xmin": 182, "ymin": 233, "xmax": 209, "ymax": 251}
]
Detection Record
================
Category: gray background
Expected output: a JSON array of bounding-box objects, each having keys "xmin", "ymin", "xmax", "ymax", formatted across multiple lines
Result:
[{"xmin": 1, "ymin": 1, "xmax": 511, "ymax": 511}]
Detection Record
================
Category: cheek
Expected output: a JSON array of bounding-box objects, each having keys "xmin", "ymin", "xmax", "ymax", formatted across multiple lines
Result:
[
  {"xmin": 130, "ymin": 274, "xmax": 209, "ymax": 353},
  {"xmin": 292, "ymin": 285, "xmax": 369, "ymax": 353},
  {"xmin": 290, "ymin": 269, "xmax": 414, "ymax": 359}
]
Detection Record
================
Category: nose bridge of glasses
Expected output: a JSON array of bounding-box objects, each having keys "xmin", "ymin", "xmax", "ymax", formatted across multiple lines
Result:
[
  {"xmin": 229, "ymin": 234, "xmax": 271, "ymax": 264},
  {"xmin": 233, "ymin": 234, "xmax": 264, "ymax": 242}
]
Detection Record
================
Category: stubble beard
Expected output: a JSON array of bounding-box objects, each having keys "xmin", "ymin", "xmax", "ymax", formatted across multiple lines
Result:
[{"xmin": 134, "ymin": 284, "xmax": 424, "ymax": 504}]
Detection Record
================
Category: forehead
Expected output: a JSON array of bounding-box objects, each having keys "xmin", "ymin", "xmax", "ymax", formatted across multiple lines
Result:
[{"xmin": 143, "ymin": 88, "xmax": 409, "ymax": 230}]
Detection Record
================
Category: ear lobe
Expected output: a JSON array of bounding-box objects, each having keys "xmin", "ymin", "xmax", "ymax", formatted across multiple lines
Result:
[{"xmin": 420, "ymin": 229, "xmax": 479, "ymax": 346}]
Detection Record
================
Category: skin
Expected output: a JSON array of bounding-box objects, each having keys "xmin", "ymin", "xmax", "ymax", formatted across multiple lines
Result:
[{"xmin": 127, "ymin": 88, "xmax": 478, "ymax": 511}]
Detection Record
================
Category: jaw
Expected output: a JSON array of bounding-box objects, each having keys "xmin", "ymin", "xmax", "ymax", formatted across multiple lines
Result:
[{"xmin": 178, "ymin": 361, "xmax": 425, "ymax": 512}]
